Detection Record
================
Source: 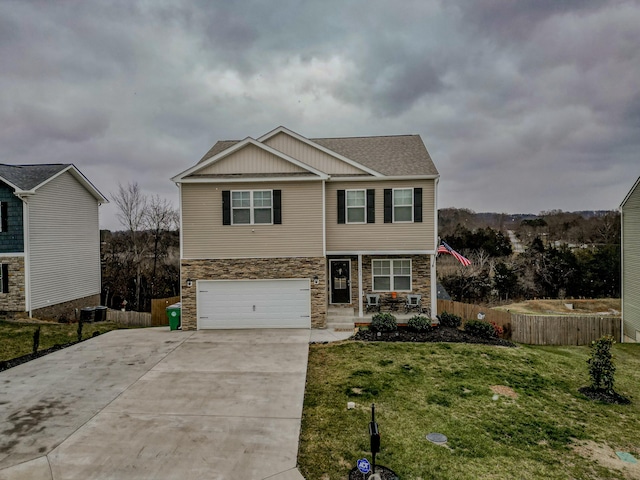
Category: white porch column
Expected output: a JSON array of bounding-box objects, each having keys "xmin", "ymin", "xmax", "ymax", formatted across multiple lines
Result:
[{"xmin": 430, "ymin": 254, "xmax": 437, "ymax": 318}]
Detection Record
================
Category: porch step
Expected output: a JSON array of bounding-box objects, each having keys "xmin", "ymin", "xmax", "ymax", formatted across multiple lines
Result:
[
  {"xmin": 326, "ymin": 307, "xmax": 355, "ymax": 331},
  {"xmin": 327, "ymin": 307, "xmax": 355, "ymax": 318},
  {"xmin": 326, "ymin": 321, "xmax": 356, "ymax": 331}
]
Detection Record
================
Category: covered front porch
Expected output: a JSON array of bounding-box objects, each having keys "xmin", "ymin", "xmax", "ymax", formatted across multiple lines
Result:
[{"xmin": 326, "ymin": 253, "xmax": 436, "ymax": 325}]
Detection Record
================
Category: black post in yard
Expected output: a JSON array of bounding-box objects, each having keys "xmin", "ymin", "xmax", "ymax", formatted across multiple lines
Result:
[{"xmin": 369, "ymin": 403, "xmax": 380, "ymax": 473}]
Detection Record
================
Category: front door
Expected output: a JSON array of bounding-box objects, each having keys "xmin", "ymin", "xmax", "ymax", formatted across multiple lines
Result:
[{"xmin": 330, "ymin": 259, "xmax": 351, "ymax": 304}]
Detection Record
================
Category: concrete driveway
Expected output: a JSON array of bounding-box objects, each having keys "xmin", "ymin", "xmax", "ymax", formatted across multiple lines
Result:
[{"xmin": 0, "ymin": 328, "xmax": 310, "ymax": 480}]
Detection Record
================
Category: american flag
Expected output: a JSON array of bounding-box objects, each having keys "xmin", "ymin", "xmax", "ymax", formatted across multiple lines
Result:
[{"xmin": 437, "ymin": 241, "xmax": 471, "ymax": 266}]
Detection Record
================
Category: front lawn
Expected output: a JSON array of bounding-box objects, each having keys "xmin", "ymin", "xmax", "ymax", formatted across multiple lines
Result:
[
  {"xmin": 0, "ymin": 319, "xmax": 139, "ymax": 363},
  {"xmin": 299, "ymin": 341, "xmax": 640, "ymax": 479}
]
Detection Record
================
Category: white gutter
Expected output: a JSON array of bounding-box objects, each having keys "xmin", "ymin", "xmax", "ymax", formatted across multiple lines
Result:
[
  {"xmin": 328, "ymin": 175, "xmax": 440, "ymax": 182},
  {"xmin": 175, "ymin": 176, "xmax": 326, "ymax": 184}
]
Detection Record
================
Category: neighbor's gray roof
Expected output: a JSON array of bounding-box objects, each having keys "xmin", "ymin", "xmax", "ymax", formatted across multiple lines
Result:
[
  {"xmin": 197, "ymin": 134, "xmax": 438, "ymax": 176},
  {"xmin": 0, "ymin": 164, "xmax": 70, "ymax": 190}
]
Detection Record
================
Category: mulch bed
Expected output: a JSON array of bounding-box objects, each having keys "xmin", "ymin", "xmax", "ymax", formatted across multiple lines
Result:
[
  {"xmin": 349, "ymin": 465, "xmax": 398, "ymax": 479},
  {"xmin": 578, "ymin": 386, "xmax": 631, "ymax": 405},
  {"xmin": 352, "ymin": 326, "xmax": 517, "ymax": 347}
]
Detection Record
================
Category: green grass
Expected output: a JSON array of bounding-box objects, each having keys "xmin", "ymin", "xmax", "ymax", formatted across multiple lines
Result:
[
  {"xmin": 0, "ymin": 320, "xmax": 139, "ymax": 362},
  {"xmin": 299, "ymin": 341, "xmax": 640, "ymax": 479}
]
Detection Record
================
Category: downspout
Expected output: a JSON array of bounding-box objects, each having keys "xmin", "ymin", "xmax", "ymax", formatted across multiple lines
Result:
[
  {"xmin": 620, "ymin": 205, "xmax": 624, "ymax": 343},
  {"xmin": 358, "ymin": 254, "xmax": 363, "ymax": 318},
  {"xmin": 431, "ymin": 177, "xmax": 439, "ymax": 319},
  {"xmin": 17, "ymin": 195, "xmax": 31, "ymax": 317}
]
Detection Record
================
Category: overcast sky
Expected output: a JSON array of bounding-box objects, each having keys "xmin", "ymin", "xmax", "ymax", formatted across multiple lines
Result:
[{"xmin": 1, "ymin": 0, "xmax": 639, "ymax": 230}]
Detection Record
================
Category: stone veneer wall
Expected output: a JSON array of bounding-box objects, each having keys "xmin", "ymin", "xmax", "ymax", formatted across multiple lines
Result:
[
  {"xmin": 32, "ymin": 294, "xmax": 101, "ymax": 322},
  {"xmin": 181, "ymin": 257, "xmax": 327, "ymax": 330},
  {"xmin": 0, "ymin": 256, "xmax": 26, "ymax": 314},
  {"xmin": 361, "ymin": 254, "xmax": 431, "ymax": 303}
]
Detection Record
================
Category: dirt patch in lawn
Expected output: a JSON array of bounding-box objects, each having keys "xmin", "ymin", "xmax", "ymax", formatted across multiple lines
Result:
[
  {"xmin": 491, "ymin": 385, "xmax": 518, "ymax": 399},
  {"xmin": 498, "ymin": 299, "xmax": 621, "ymax": 316},
  {"xmin": 572, "ymin": 440, "xmax": 640, "ymax": 479},
  {"xmin": 352, "ymin": 326, "xmax": 516, "ymax": 347}
]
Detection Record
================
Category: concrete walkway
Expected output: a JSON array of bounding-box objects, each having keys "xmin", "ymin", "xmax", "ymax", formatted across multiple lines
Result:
[{"xmin": 0, "ymin": 328, "xmax": 313, "ymax": 480}]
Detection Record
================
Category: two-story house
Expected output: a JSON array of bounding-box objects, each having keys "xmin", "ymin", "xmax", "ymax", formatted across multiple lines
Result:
[
  {"xmin": 0, "ymin": 164, "xmax": 107, "ymax": 320},
  {"xmin": 172, "ymin": 127, "xmax": 439, "ymax": 330},
  {"xmin": 621, "ymin": 176, "xmax": 640, "ymax": 342}
]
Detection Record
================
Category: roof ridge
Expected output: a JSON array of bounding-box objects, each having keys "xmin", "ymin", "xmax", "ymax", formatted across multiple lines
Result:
[{"xmin": 312, "ymin": 134, "xmax": 419, "ymax": 140}]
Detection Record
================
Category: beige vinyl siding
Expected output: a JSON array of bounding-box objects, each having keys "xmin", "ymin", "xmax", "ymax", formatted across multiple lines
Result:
[
  {"xmin": 182, "ymin": 181, "xmax": 324, "ymax": 258},
  {"xmin": 622, "ymin": 182, "xmax": 640, "ymax": 340},
  {"xmin": 264, "ymin": 132, "xmax": 368, "ymax": 175},
  {"xmin": 28, "ymin": 171, "xmax": 101, "ymax": 310},
  {"xmin": 196, "ymin": 144, "xmax": 307, "ymax": 175},
  {"xmin": 326, "ymin": 180, "xmax": 435, "ymax": 252}
]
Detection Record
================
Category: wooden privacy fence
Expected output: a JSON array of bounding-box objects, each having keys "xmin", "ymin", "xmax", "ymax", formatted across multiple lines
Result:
[
  {"xmin": 436, "ymin": 299, "xmax": 621, "ymax": 345},
  {"xmin": 437, "ymin": 299, "xmax": 512, "ymax": 334},
  {"xmin": 511, "ymin": 314, "xmax": 621, "ymax": 346},
  {"xmin": 151, "ymin": 296, "xmax": 180, "ymax": 326},
  {"xmin": 106, "ymin": 309, "xmax": 152, "ymax": 327}
]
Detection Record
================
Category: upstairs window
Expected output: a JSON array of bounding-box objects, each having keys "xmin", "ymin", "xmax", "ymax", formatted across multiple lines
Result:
[
  {"xmin": 393, "ymin": 189, "xmax": 413, "ymax": 222},
  {"xmin": 0, "ymin": 201, "xmax": 7, "ymax": 232},
  {"xmin": 383, "ymin": 188, "xmax": 422, "ymax": 223},
  {"xmin": 337, "ymin": 189, "xmax": 375, "ymax": 224},
  {"xmin": 231, "ymin": 190, "xmax": 272, "ymax": 224},
  {"xmin": 346, "ymin": 190, "xmax": 366, "ymax": 223}
]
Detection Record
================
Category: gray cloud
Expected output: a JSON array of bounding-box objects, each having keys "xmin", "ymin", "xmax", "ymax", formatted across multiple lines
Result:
[{"xmin": 0, "ymin": 0, "xmax": 638, "ymax": 229}]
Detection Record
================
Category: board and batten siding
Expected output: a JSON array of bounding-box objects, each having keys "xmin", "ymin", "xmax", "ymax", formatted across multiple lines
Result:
[
  {"xmin": 196, "ymin": 144, "xmax": 307, "ymax": 175},
  {"xmin": 181, "ymin": 181, "xmax": 324, "ymax": 259},
  {"xmin": 264, "ymin": 132, "xmax": 367, "ymax": 175},
  {"xmin": 326, "ymin": 180, "xmax": 436, "ymax": 252},
  {"xmin": 0, "ymin": 182, "xmax": 24, "ymax": 253},
  {"xmin": 622, "ymin": 180, "xmax": 640, "ymax": 341},
  {"xmin": 27, "ymin": 171, "xmax": 101, "ymax": 311}
]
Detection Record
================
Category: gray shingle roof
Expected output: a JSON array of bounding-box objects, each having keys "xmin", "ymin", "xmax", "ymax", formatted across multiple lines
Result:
[
  {"xmin": 197, "ymin": 134, "xmax": 439, "ymax": 176},
  {"xmin": 0, "ymin": 164, "xmax": 70, "ymax": 190},
  {"xmin": 313, "ymin": 135, "xmax": 438, "ymax": 176}
]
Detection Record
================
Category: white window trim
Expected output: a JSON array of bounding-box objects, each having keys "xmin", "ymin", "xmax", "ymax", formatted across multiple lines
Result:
[
  {"xmin": 346, "ymin": 189, "xmax": 366, "ymax": 224},
  {"xmin": 231, "ymin": 189, "xmax": 273, "ymax": 225},
  {"xmin": 372, "ymin": 258, "xmax": 412, "ymax": 292},
  {"xmin": 392, "ymin": 188, "xmax": 413, "ymax": 223}
]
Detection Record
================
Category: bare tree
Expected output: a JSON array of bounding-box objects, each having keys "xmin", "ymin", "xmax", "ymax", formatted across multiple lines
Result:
[
  {"xmin": 144, "ymin": 195, "xmax": 179, "ymax": 297},
  {"xmin": 112, "ymin": 182, "xmax": 147, "ymax": 310}
]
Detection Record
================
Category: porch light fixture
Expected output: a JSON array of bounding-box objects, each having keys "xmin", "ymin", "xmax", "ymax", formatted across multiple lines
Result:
[
  {"xmin": 186, "ymin": 278, "xmax": 193, "ymax": 287},
  {"xmin": 313, "ymin": 275, "xmax": 319, "ymax": 285}
]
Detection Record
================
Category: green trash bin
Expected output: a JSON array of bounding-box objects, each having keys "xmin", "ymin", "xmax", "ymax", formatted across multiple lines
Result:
[{"xmin": 166, "ymin": 303, "xmax": 181, "ymax": 331}]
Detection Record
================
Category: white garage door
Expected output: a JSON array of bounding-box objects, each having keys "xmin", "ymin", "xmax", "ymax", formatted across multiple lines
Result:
[{"xmin": 197, "ymin": 279, "xmax": 311, "ymax": 329}]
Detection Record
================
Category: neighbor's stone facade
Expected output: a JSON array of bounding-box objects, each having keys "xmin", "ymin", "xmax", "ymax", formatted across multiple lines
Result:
[
  {"xmin": 0, "ymin": 256, "xmax": 26, "ymax": 314},
  {"xmin": 32, "ymin": 294, "xmax": 101, "ymax": 322},
  {"xmin": 181, "ymin": 257, "xmax": 327, "ymax": 330}
]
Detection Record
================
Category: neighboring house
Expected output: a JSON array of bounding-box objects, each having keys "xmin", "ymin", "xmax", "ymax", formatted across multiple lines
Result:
[
  {"xmin": 172, "ymin": 126, "xmax": 439, "ymax": 330},
  {"xmin": 621, "ymin": 176, "xmax": 640, "ymax": 342},
  {"xmin": 0, "ymin": 164, "xmax": 107, "ymax": 320}
]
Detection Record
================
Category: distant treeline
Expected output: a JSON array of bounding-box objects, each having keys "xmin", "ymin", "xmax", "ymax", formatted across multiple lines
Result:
[{"xmin": 438, "ymin": 208, "xmax": 620, "ymax": 303}]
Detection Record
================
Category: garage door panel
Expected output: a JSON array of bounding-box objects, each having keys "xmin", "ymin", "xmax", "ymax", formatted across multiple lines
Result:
[{"xmin": 197, "ymin": 279, "xmax": 311, "ymax": 329}]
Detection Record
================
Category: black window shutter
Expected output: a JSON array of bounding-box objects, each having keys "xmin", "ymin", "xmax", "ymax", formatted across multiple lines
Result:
[
  {"xmin": 383, "ymin": 189, "xmax": 392, "ymax": 223},
  {"xmin": 1, "ymin": 202, "xmax": 7, "ymax": 232},
  {"xmin": 222, "ymin": 191, "xmax": 231, "ymax": 225},
  {"xmin": 366, "ymin": 189, "xmax": 375, "ymax": 223},
  {"xmin": 273, "ymin": 190, "xmax": 282, "ymax": 224},
  {"xmin": 1, "ymin": 264, "xmax": 8, "ymax": 293},
  {"xmin": 337, "ymin": 190, "xmax": 345, "ymax": 224},
  {"xmin": 414, "ymin": 188, "xmax": 423, "ymax": 223}
]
